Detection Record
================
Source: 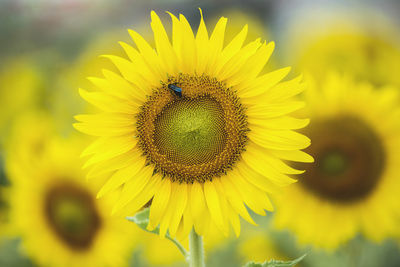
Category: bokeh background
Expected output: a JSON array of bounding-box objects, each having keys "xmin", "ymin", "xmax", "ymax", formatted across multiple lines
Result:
[{"xmin": 1, "ymin": 0, "xmax": 400, "ymax": 266}]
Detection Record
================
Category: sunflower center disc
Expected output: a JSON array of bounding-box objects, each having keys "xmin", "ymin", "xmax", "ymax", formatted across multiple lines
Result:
[
  {"xmin": 154, "ymin": 97, "xmax": 226, "ymax": 165},
  {"xmin": 137, "ymin": 74, "xmax": 248, "ymax": 183},
  {"xmin": 298, "ymin": 116, "xmax": 385, "ymax": 202},
  {"xmin": 45, "ymin": 182, "xmax": 101, "ymax": 250}
]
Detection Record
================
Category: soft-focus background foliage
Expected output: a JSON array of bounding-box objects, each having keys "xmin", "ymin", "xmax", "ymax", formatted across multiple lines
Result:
[{"xmin": 1, "ymin": 0, "xmax": 400, "ymax": 266}]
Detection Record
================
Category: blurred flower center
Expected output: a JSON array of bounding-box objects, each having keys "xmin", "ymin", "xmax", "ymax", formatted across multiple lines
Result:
[
  {"xmin": 137, "ymin": 74, "xmax": 248, "ymax": 183},
  {"xmin": 297, "ymin": 116, "xmax": 385, "ymax": 202},
  {"xmin": 45, "ymin": 182, "xmax": 101, "ymax": 250},
  {"xmin": 319, "ymin": 150, "xmax": 349, "ymax": 176}
]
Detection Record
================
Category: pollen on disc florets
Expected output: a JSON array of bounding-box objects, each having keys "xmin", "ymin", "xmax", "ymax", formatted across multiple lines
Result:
[{"xmin": 136, "ymin": 74, "xmax": 249, "ymax": 183}]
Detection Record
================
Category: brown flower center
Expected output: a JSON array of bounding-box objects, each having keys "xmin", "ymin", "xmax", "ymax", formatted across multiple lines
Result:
[
  {"xmin": 45, "ymin": 182, "xmax": 101, "ymax": 250},
  {"xmin": 297, "ymin": 116, "xmax": 385, "ymax": 202},
  {"xmin": 136, "ymin": 74, "xmax": 248, "ymax": 183}
]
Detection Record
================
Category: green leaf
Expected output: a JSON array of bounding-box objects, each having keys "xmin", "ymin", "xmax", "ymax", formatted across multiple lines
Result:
[
  {"xmin": 244, "ymin": 254, "xmax": 306, "ymax": 267},
  {"xmin": 126, "ymin": 208, "xmax": 189, "ymax": 259}
]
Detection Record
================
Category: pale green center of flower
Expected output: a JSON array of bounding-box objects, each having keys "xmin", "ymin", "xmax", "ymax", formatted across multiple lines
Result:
[
  {"xmin": 154, "ymin": 97, "xmax": 226, "ymax": 165},
  {"xmin": 320, "ymin": 151, "xmax": 348, "ymax": 176},
  {"xmin": 45, "ymin": 183, "xmax": 101, "ymax": 250},
  {"xmin": 53, "ymin": 198, "xmax": 92, "ymax": 236}
]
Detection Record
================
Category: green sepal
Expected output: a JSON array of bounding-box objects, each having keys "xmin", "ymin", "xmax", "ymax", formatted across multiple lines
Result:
[
  {"xmin": 244, "ymin": 254, "xmax": 306, "ymax": 267},
  {"xmin": 126, "ymin": 208, "xmax": 157, "ymax": 233}
]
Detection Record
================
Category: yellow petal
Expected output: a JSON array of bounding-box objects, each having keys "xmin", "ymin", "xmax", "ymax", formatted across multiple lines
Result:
[
  {"xmin": 112, "ymin": 166, "xmax": 153, "ymax": 213},
  {"xmin": 229, "ymin": 171, "xmax": 274, "ymax": 212},
  {"xmin": 168, "ymin": 183, "xmax": 188, "ymax": 238},
  {"xmin": 97, "ymin": 155, "xmax": 146, "ymax": 198},
  {"xmin": 269, "ymin": 149, "xmax": 314, "ymax": 163},
  {"xmin": 195, "ymin": 8, "xmax": 209, "ymax": 75},
  {"xmin": 73, "ymin": 122, "xmax": 133, "ymax": 137},
  {"xmin": 228, "ymin": 204, "xmax": 241, "ymax": 237},
  {"xmin": 227, "ymin": 41, "xmax": 275, "ymax": 87},
  {"xmin": 101, "ymin": 69, "xmax": 147, "ymax": 103},
  {"xmin": 115, "ymin": 174, "xmax": 162, "ymax": 217},
  {"xmin": 81, "ymin": 137, "xmax": 106, "ymax": 157},
  {"xmin": 190, "ymin": 182, "xmax": 206, "ymax": 221},
  {"xmin": 86, "ymin": 151, "xmax": 138, "ymax": 179},
  {"xmin": 82, "ymin": 136, "xmax": 137, "ymax": 168},
  {"xmin": 249, "ymin": 128, "xmax": 311, "ymax": 150},
  {"xmin": 235, "ymin": 160, "xmax": 280, "ymax": 194},
  {"xmin": 246, "ymin": 101, "xmax": 306, "ymax": 120},
  {"xmin": 119, "ymin": 41, "xmax": 163, "ymax": 82},
  {"xmin": 255, "ymin": 75, "xmax": 305, "ymax": 102},
  {"xmin": 217, "ymin": 38, "xmax": 262, "ymax": 81},
  {"xmin": 150, "ymin": 11, "xmax": 178, "ymax": 75},
  {"xmin": 128, "ymin": 29, "xmax": 164, "ymax": 77},
  {"xmin": 205, "ymin": 17, "xmax": 227, "ymax": 74},
  {"xmin": 225, "ymin": 173, "xmax": 266, "ymax": 216},
  {"xmin": 178, "ymin": 14, "xmax": 197, "ymax": 74},
  {"xmin": 215, "ymin": 24, "xmax": 248, "ymax": 73},
  {"xmin": 102, "ymin": 55, "xmax": 156, "ymax": 91},
  {"xmin": 241, "ymin": 144, "xmax": 296, "ymax": 186},
  {"xmin": 249, "ymin": 116, "xmax": 309, "ymax": 130},
  {"xmin": 204, "ymin": 181, "xmax": 227, "ymax": 235},
  {"xmin": 212, "ymin": 178, "xmax": 232, "ymax": 234},
  {"xmin": 249, "ymin": 146, "xmax": 304, "ymax": 175},
  {"xmin": 167, "ymin": 12, "xmax": 183, "ymax": 69},
  {"xmin": 177, "ymin": 204, "xmax": 194, "ymax": 241},
  {"xmin": 148, "ymin": 178, "xmax": 171, "ymax": 230},
  {"xmin": 238, "ymin": 67, "xmax": 291, "ymax": 98},
  {"xmin": 217, "ymin": 178, "xmax": 256, "ymax": 225},
  {"xmin": 79, "ymin": 88, "xmax": 136, "ymax": 114}
]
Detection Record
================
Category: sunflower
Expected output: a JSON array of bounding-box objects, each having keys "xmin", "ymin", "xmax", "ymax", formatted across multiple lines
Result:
[
  {"xmin": 0, "ymin": 57, "xmax": 43, "ymax": 144},
  {"xmin": 273, "ymin": 73, "xmax": 400, "ymax": 249},
  {"xmin": 7, "ymin": 132, "xmax": 138, "ymax": 267},
  {"xmin": 295, "ymin": 30, "xmax": 400, "ymax": 87},
  {"xmin": 50, "ymin": 30, "xmax": 131, "ymax": 134},
  {"xmin": 282, "ymin": 8, "xmax": 400, "ymax": 87},
  {"xmin": 4, "ymin": 111, "xmax": 56, "ymax": 172},
  {"xmin": 74, "ymin": 10, "xmax": 311, "ymax": 238}
]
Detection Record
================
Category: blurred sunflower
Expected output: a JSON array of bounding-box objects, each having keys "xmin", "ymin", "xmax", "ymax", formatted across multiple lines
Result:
[
  {"xmin": 238, "ymin": 230, "xmax": 287, "ymax": 264},
  {"xmin": 51, "ymin": 30, "xmax": 132, "ymax": 134},
  {"xmin": 0, "ymin": 57, "xmax": 43, "ymax": 144},
  {"xmin": 75, "ymin": 10, "xmax": 311, "ymax": 238},
  {"xmin": 140, "ymin": 233, "xmax": 185, "ymax": 266},
  {"xmin": 284, "ymin": 10, "xmax": 400, "ymax": 87},
  {"xmin": 273, "ymin": 73, "xmax": 400, "ymax": 249},
  {"xmin": 4, "ymin": 112, "xmax": 56, "ymax": 171},
  {"xmin": 6, "ymin": 129, "xmax": 138, "ymax": 267},
  {"xmin": 295, "ymin": 31, "xmax": 400, "ymax": 87}
]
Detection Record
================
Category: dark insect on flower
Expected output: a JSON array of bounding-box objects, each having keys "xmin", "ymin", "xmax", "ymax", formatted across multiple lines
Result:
[{"xmin": 168, "ymin": 83, "xmax": 182, "ymax": 97}]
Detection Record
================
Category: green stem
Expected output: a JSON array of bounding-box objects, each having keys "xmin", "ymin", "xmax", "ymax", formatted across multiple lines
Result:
[{"xmin": 188, "ymin": 229, "xmax": 205, "ymax": 267}]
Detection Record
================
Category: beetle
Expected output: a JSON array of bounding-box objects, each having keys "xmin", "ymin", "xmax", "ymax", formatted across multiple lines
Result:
[{"xmin": 168, "ymin": 83, "xmax": 182, "ymax": 97}]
